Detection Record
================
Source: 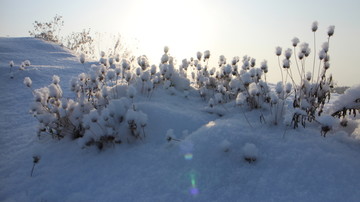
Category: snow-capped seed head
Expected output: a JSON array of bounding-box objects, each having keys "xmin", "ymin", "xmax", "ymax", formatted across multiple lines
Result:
[
  {"xmin": 249, "ymin": 68, "xmax": 256, "ymax": 77},
  {"xmin": 219, "ymin": 55, "xmax": 226, "ymax": 66},
  {"xmin": 214, "ymin": 93, "xmax": 223, "ymax": 104},
  {"xmin": 220, "ymin": 139, "xmax": 231, "ymax": 152},
  {"xmin": 165, "ymin": 129, "xmax": 176, "ymax": 142},
  {"xmin": 102, "ymin": 87, "xmax": 109, "ymax": 98},
  {"xmin": 282, "ymin": 58, "xmax": 290, "ymax": 69},
  {"xmin": 298, "ymin": 52, "xmax": 304, "ymax": 60},
  {"xmin": 61, "ymin": 98, "xmax": 68, "ymax": 109},
  {"xmin": 249, "ymin": 83, "xmax": 259, "ymax": 96},
  {"xmin": 242, "ymin": 143, "xmax": 258, "ymax": 160},
  {"xmin": 127, "ymin": 85, "xmax": 137, "ymax": 99},
  {"xmin": 100, "ymin": 51, "xmax": 106, "ymax": 58},
  {"xmin": 168, "ymin": 56, "xmax": 174, "ymax": 65},
  {"xmin": 80, "ymin": 53, "xmax": 85, "ymax": 64},
  {"xmin": 275, "ymin": 46, "xmax": 282, "ymax": 56},
  {"xmin": 306, "ymin": 72, "xmax": 312, "ymax": 81},
  {"xmin": 164, "ymin": 46, "xmax": 169, "ymax": 54},
  {"xmin": 146, "ymin": 80, "xmax": 153, "ymax": 92},
  {"xmin": 304, "ymin": 48, "xmax": 311, "ymax": 57},
  {"xmin": 300, "ymin": 43, "xmax": 309, "ymax": 54},
  {"xmin": 196, "ymin": 51, "xmax": 202, "ymax": 61},
  {"xmin": 208, "ymin": 98, "xmax": 214, "ymax": 108},
  {"xmin": 9, "ymin": 60, "xmax": 14, "ymax": 67},
  {"xmin": 106, "ymin": 69, "xmax": 116, "ymax": 80},
  {"xmin": 324, "ymin": 54, "xmax": 330, "ymax": 62},
  {"xmin": 224, "ymin": 64, "xmax": 232, "ymax": 75},
  {"xmin": 52, "ymin": 75, "xmax": 60, "ymax": 85},
  {"xmin": 109, "ymin": 57, "xmax": 114, "ymax": 66},
  {"xmin": 319, "ymin": 49, "xmax": 326, "ymax": 60},
  {"xmin": 24, "ymin": 60, "xmax": 31, "ymax": 66},
  {"xmin": 275, "ymin": 82, "xmax": 283, "ymax": 94},
  {"xmin": 24, "ymin": 77, "xmax": 32, "ymax": 88},
  {"xmin": 284, "ymin": 48, "xmax": 292, "ymax": 59},
  {"xmin": 250, "ymin": 58, "xmax": 256, "ymax": 67},
  {"xmin": 327, "ymin": 25, "xmax": 335, "ymax": 37},
  {"xmin": 121, "ymin": 59, "xmax": 130, "ymax": 70},
  {"xmin": 115, "ymin": 67, "xmax": 121, "ymax": 76},
  {"xmin": 270, "ymin": 92, "xmax": 278, "ymax": 104},
  {"xmin": 260, "ymin": 60, "xmax": 268, "ymax": 73},
  {"xmin": 292, "ymin": 37, "xmax": 300, "ymax": 47},
  {"xmin": 285, "ymin": 82, "xmax": 292, "ymax": 94},
  {"xmin": 322, "ymin": 42, "xmax": 329, "ymax": 53},
  {"xmin": 204, "ymin": 50, "xmax": 210, "ymax": 60},
  {"xmin": 115, "ymin": 54, "xmax": 120, "ymax": 62},
  {"xmin": 311, "ymin": 21, "xmax": 318, "ymax": 32},
  {"xmin": 161, "ymin": 54, "xmax": 169, "ymax": 64},
  {"xmin": 150, "ymin": 65, "xmax": 157, "ymax": 75},
  {"xmin": 236, "ymin": 93, "xmax": 246, "ymax": 105},
  {"xmin": 141, "ymin": 71, "xmax": 150, "ymax": 82},
  {"xmin": 324, "ymin": 61, "xmax": 330, "ymax": 70},
  {"xmin": 89, "ymin": 110, "xmax": 99, "ymax": 123},
  {"xmin": 137, "ymin": 55, "xmax": 149, "ymax": 70}
]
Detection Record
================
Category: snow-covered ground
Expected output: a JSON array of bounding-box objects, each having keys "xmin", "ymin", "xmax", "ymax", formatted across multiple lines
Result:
[{"xmin": 1, "ymin": 37, "xmax": 360, "ymax": 202}]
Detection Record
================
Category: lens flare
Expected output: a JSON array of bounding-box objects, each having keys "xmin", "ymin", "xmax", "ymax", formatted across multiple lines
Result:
[
  {"xmin": 190, "ymin": 187, "xmax": 199, "ymax": 195},
  {"xmin": 189, "ymin": 172, "xmax": 199, "ymax": 195},
  {"xmin": 184, "ymin": 153, "xmax": 193, "ymax": 160}
]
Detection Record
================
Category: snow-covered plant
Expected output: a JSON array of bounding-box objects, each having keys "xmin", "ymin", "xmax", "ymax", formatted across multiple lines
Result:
[
  {"xmin": 25, "ymin": 75, "xmax": 84, "ymax": 139},
  {"xmin": 242, "ymin": 143, "xmax": 258, "ymax": 163},
  {"xmin": 29, "ymin": 15, "xmax": 64, "ymax": 43},
  {"xmin": 276, "ymin": 22, "xmax": 336, "ymax": 130},
  {"xmin": 220, "ymin": 139, "xmax": 231, "ymax": 152},
  {"xmin": 165, "ymin": 129, "xmax": 181, "ymax": 142},
  {"xmin": 65, "ymin": 29, "xmax": 94, "ymax": 56},
  {"xmin": 331, "ymin": 85, "xmax": 360, "ymax": 119},
  {"xmin": 316, "ymin": 115, "xmax": 338, "ymax": 137},
  {"xmin": 30, "ymin": 155, "xmax": 40, "ymax": 177}
]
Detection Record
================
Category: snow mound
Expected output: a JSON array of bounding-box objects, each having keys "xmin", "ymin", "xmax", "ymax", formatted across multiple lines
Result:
[{"xmin": 1, "ymin": 38, "xmax": 360, "ymax": 202}]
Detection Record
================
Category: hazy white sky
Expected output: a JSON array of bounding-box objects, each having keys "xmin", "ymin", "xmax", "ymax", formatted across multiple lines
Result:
[{"xmin": 1, "ymin": 0, "xmax": 360, "ymax": 86}]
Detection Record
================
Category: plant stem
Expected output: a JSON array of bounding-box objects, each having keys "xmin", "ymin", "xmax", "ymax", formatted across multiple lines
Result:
[
  {"xmin": 278, "ymin": 56, "xmax": 284, "ymax": 86},
  {"xmin": 312, "ymin": 32, "xmax": 316, "ymax": 83},
  {"xmin": 30, "ymin": 163, "xmax": 36, "ymax": 177}
]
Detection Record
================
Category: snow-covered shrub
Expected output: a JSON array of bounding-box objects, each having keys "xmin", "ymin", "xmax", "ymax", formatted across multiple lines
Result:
[{"xmin": 25, "ymin": 75, "xmax": 85, "ymax": 139}]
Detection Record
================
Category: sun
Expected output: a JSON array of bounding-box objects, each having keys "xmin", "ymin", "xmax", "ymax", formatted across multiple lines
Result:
[{"xmin": 118, "ymin": 0, "xmax": 217, "ymax": 64}]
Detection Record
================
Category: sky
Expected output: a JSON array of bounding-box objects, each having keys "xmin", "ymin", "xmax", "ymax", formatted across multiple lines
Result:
[{"xmin": 1, "ymin": 0, "xmax": 360, "ymax": 86}]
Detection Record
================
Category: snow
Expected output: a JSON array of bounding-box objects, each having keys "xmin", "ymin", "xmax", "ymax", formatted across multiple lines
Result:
[{"xmin": 1, "ymin": 37, "xmax": 360, "ymax": 201}]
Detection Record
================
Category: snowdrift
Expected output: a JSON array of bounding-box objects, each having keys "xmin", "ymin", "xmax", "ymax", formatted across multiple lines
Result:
[{"xmin": 1, "ymin": 37, "xmax": 360, "ymax": 202}]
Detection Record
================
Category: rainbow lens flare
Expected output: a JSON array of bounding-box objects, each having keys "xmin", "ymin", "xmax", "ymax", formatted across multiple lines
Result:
[
  {"xmin": 189, "ymin": 172, "xmax": 199, "ymax": 195},
  {"xmin": 184, "ymin": 153, "xmax": 193, "ymax": 160}
]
